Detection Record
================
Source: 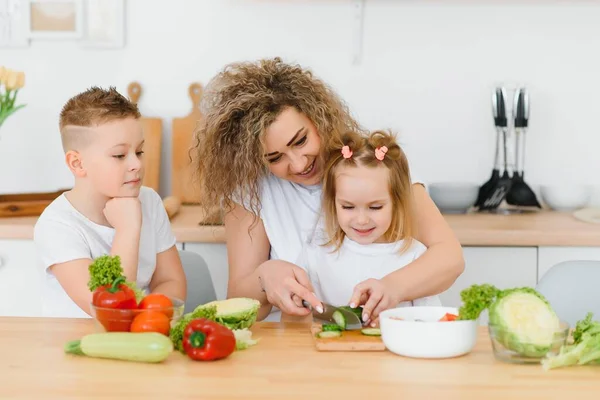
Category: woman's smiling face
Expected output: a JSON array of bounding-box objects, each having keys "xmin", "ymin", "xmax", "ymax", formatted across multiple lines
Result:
[{"xmin": 262, "ymin": 107, "xmax": 323, "ymax": 186}]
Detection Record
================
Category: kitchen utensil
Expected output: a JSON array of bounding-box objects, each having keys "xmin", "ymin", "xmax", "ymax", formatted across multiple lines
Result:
[
  {"xmin": 476, "ymin": 87, "xmax": 513, "ymax": 211},
  {"xmin": 127, "ymin": 82, "xmax": 162, "ymax": 192},
  {"xmin": 302, "ymin": 300, "xmax": 362, "ymax": 330},
  {"xmin": 506, "ymin": 88, "xmax": 541, "ymax": 208},
  {"xmin": 310, "ymin": 323, "xmax": 385, "ymax": 352},
  {"xmin": 171, "ymin": 83, "xmax": 204, "ymax": 204},
  {"xmin": 379, "ymin": 306, "xmax": 478, "ymax": 359}
]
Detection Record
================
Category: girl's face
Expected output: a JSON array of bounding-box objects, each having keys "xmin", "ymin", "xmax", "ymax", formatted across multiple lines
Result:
[
  {"xmin": 263, "ymin": 107, "xmax": 322, "ymax": 186},
  {"xmin": 334, "ymin": 163, "xmax": 393, "ymax": 245}
]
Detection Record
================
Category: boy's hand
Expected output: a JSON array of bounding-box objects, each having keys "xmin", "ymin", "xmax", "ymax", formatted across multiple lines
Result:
[
  {"xmin": 103, "ymin": 197, "xmax": 142, "ymax": 232},
  {"xmin": 348, "ymin": 278, "xmax": 400, "ymax": 327}
]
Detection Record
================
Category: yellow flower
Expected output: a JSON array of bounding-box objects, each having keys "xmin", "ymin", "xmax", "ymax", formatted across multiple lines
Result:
[
  {"xmin": 15, "ymin": 72, "xmax": 25, "ymax": 89},
  {"xmin": 5, "ymin": 70, "xmax": 19, "ymax": 91},
  {"xmin": 0, "ymin": 66, "xmax": 6, "ymax": 83}
]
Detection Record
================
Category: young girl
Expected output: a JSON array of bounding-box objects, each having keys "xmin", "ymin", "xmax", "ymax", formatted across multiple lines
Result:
[{"xmin": 297, "ymin": 130, "xmax": 441, "ymax": 327}]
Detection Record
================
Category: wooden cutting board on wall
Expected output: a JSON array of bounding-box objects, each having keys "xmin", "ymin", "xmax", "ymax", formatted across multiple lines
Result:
[
  {"xmin": 171, "ymin": 83, "xmax": 204, "ymax": 204},
  {"xmin": 127, "ymin": 82, "xmax": 162, "ymax": 193}
]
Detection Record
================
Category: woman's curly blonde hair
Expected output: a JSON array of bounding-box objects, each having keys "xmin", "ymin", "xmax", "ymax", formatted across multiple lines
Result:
[{"xmin": 193, "ymin": 57, "xmax": 364, "ymax": 220}]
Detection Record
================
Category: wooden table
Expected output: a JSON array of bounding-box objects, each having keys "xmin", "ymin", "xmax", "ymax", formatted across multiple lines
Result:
[{"xmin": 0, "ymin": 318, "xmax": 599, "ymax": 399}]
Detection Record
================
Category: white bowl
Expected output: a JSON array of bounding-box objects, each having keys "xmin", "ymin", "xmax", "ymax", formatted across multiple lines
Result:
[
  {"xmin": 428, "ymin": 183, "xmax": 479, "ymax": 214},
  {"xmin": 540, "ymin": 185, "xmax": 591, "ymax": 212},
  {"xmin": 379, "ymin": 306, "xmax": 478, "ymax": 359}
]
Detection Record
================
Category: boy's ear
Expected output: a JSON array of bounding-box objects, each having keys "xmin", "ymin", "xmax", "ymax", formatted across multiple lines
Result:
[{"xmin": 65, "ymin": 150, "xmax": 86, "ymax": 178}]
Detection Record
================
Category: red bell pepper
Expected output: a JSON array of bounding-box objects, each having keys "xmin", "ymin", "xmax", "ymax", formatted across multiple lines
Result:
[
  {"xmin": 92, "ymin": 276, "xmax": 138, "ymax": 332},
  {"xmin": 182, "ymin": 318, "xmax": 236, "ymax": 361}
]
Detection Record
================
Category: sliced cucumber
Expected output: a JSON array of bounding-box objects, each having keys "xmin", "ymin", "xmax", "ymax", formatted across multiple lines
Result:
[
  {"xmin": 339, "ymin": 306, "xmax": 363, "ymax": 323},
  {"xmin": 322, "ymin": 324, "xmax": 342, "ymax": 332},
  {"xmin": 317, "ymin": 331, "xmax": 342, "ymax": 339},
  {"xmin": 361, "ymin": 328, "xmax": 381, "ymax": 336},
  {"xmin": 332, "ymin": 310, "xmax": 346, "ymax": 330}
]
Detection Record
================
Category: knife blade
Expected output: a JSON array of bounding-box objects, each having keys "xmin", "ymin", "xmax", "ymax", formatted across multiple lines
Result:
[{"xmin": 302, "ymin": 300, "xmax": 363, "ymax": 330}]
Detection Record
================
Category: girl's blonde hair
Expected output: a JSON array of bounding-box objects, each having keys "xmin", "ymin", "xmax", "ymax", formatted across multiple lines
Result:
[
  {"xmin": 192, "ymin": 57, "xmax": 364, "ymax": 221},
  {"xmin": 322, "ymin": 130, "xmax": 416, "ymax": 252}
]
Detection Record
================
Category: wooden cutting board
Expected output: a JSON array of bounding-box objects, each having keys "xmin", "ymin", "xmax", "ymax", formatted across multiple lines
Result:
[
  {"xmin": 0, "ymin": 189, "xmax": 69, "ymax": 218},
  {"xmin": 310, "ymin": 323, "xmax": 385, "ymax": 352},
  {"xmin": 127, "ymin": 82, "xmax": 162, "ymax": 193},
  {"xmin": 171, "ymin": 83, "xmax": 204, "ymax": 204}
]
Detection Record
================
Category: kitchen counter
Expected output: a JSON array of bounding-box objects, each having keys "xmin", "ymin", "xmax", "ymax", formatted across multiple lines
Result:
[
  {"xmin": 1, "ymin": 205, "xmax": 597, "ymax": 246},
  {"xmin": 0, "ymin": 317, "xmax": 599, "ymax": 399}
]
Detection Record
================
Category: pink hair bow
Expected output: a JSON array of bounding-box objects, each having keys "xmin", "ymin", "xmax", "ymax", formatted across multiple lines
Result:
[
  {"xmin": 375, "ymin": 146, "xmax": 388, "ymax": 161},
  {"xmin": 341, "ymin": 145, "xmax": 352, "ymax": 159}
]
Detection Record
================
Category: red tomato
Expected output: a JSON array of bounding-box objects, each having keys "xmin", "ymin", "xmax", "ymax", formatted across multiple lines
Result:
[
  {"xmin": 138, "ymin": 294, "xmax": 174, "ymax": 318},
  {"xmin": 130, "ymin": 311, "xmax": 171, "ymax": 336},
  {"xmin": 439, "ymin": 313, "xmax": 458, "ymax": 322}
]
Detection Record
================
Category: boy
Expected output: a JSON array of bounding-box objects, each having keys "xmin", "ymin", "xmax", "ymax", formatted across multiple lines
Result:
[{"xmin": 34, "ymin": 86, "xmax": 186, "ymax": 318}]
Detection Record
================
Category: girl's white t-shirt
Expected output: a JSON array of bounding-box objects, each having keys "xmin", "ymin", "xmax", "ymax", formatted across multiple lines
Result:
[
  {"xmin": 33, "ymin": 187, "xmax": 177, "ymax": 318},
  {"xmin": 296, "ymin": 233, "xmax": 442, "ymax": 308},
  {"xmin": 236, "ymin": 174, "xmax": 426, "ymax": 320}
]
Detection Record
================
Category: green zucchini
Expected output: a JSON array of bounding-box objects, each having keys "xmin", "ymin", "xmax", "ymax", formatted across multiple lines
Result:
[
  {"xmin": 361, "ymin": 328, "xmax": 381, "ymax": 336},
  {"xmin": 317, "ymin": 331, "xmax": 342, "ymax": 339},
  {"xmin": 322, "ymin": 324, "xmax": 342, "ymax": 332},
  {"xmin": 64, "ymin": 332, "xmax": 173, "ymax": 363}
]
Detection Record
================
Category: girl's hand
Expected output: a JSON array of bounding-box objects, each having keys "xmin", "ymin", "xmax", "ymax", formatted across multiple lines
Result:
[
  {"xmin": 257, "ymin": 260, "xmax": 323, "ymax": 316},
  {"xmin": 348, "ymin": 278, "xmax": 400, "ymax": 327}
]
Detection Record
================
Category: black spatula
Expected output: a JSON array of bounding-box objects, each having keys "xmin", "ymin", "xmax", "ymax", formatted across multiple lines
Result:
[{"xmin": 477, "ymin": 87, "xmax": 513, "ymax": 211}]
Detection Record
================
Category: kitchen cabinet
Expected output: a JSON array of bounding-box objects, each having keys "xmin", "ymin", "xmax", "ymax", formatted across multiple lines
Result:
[
  {"xmin": 183, "ymin": 242, "xmax": 229, "ymax": 301},
  {"xmin": 537, "ymin": 246, "xmax": 600, "ymax": 281},
  {"xmin": 438, "ymin": 246, "xmax": 538, "ymax": 325},
  {"xmin": 0, "ymin": 239, "xmax": 42, "ymax": 317}
]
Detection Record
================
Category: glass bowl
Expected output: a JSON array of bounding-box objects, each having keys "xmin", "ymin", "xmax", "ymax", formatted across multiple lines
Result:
[
  {"xmin": 488, "ymin": 321, "xmax": 570, "ymax": 364},
  {"xmin": 89, "ymin": 296, "xmax": 185, "ymax": 333}
]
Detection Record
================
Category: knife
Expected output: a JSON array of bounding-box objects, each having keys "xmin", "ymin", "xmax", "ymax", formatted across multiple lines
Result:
[{"xmin": 302, "ymin": 300, "xmax": 363, "ymax": 330}]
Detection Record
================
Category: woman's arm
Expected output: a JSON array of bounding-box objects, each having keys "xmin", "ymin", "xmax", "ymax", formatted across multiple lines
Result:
[
  {"xmin": 381, "ymin": 183, "xmax": 465, "ymax": 300},
  {"xmin": 225, "ymin": 202, "xmax": 322, "ymax": 321},
  {"xmin": 224, "ymin": 202, "xmax": 272, "ymax": 320}
]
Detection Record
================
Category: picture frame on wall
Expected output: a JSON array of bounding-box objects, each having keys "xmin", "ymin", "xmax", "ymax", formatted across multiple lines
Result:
[
  {"xmin": 23, "ymin": 0, "xmax": 83, "ymax": 39},
  {"xmin": 80, "ymin": 0, "xmax": 125, "ymax": 49}
]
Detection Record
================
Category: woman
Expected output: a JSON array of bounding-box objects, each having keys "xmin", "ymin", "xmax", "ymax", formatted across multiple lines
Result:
[{"xmin": 193, "ymin": 57, "xmax": 464, "ymax": 323}]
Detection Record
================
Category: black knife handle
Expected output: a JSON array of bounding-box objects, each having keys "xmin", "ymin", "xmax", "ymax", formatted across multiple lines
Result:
[
  {"xmin": 492, "ymin": 87, "xmax": 507, "ymax": 127},
  {"xmin": 514, "ymin": 88, "xmax": 529, "ymax": 128}
]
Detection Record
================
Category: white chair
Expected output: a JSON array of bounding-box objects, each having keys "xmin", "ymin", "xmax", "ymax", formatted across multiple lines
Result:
[
  {"xmin": 178, "ymin": 250, "xmax": 218, "ymax": 313},
  {"xmin": 535, "ymin": 260, "xmax": 600, "ymax": 328}
]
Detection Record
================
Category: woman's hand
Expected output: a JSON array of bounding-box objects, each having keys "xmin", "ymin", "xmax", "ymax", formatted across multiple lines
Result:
[
  {"xmin": 348, "ymin": 278, "xmax": 400, "ymax": 327},
  {"xmin": 258, "ymin": 260, "xmax": 323, "ymax": 316}
]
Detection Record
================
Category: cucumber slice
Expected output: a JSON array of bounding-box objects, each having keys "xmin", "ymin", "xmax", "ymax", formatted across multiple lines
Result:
[
  {"xmin": 339, "ymin": 306, "xmax": 363, "ymax": 323},
  {"xmin": 322, "ymin": 324, "xmax": 342, "ymax": 332},
  {"xmin": 332, "ymin": 310, "xmax": 346, "ymax": 330},
  {"xmin": 361, "ymin": 328, "xmax": 381, "ymax": 336},
  {"xmin": 317, "ymin": 331, "xmax": 342, "ymax": 339}
]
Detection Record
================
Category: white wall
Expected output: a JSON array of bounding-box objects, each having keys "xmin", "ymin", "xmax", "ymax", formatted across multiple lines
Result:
[{"xmin": 2, "ymin": 0, "xmax": 599, "ymax": 204}]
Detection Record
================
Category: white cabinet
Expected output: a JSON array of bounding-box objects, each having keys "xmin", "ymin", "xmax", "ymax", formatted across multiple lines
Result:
[
  {"xmin": 183, "ymin": 242, "xmax": 229, "ymax": 301},
  {"xmin": 0, "ymin": 240, "xmax": 42, "ymax": 317},
  {"xmin": 439, "ymin": 246, "xmax": 538, "ymax": 325},
  {"xmin": 537, "ymin": 247, "xmax": 600, "ymax": 281}
]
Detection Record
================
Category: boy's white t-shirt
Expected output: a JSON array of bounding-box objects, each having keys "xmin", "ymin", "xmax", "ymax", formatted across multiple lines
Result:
[
  {"xmin": 33, "ymin": 186, "xmax": 177, "ymax": 318},
  {"xmin": 296, "ymin": 233, "xmax": 442, "ymax": 308},
  {"xmin": 235, "ymin": 173, "xmax": 426, "ymax": 321}
]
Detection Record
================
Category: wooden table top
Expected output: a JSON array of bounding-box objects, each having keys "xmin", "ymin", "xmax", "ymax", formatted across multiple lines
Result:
[{"xmin": 0, "ymin": 318, "xmax": 599, "ymax": 399}]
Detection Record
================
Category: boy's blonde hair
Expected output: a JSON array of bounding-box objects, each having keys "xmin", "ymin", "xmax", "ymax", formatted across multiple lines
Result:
[
  {"xmin": 322, "ymin": 130, "xmax": 416, "ymax": 252},
  {"xmin": 192, "ymin": 57, "xmax": 364, "ymax": 221},
  {"xmin": 59, "ymin": 86, "xmax": 140, "ymax": 151}
]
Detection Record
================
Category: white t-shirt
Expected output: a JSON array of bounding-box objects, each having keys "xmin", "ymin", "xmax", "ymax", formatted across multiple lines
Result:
[
  {"xmin": 235, "ymin": 174, "xmax": 425, "ymax": 321},
  {"xmin": 296, "ymin": 232, "xmax": 442, "ymax": 308},
  {"xmin": 33, "ymin": 186, "xmax": 177, "ymax": 318}
]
